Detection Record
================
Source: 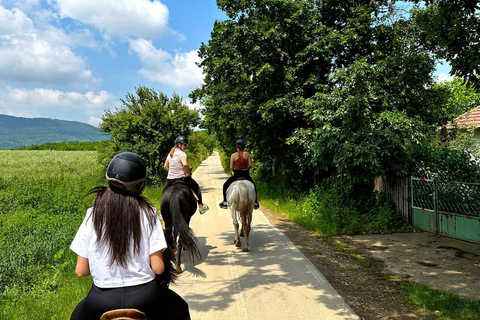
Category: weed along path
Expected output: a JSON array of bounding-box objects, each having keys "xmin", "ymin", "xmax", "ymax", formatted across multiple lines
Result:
[{"xmin": 170, "ymin": 151, "xmax": 359, "ymax": 320}]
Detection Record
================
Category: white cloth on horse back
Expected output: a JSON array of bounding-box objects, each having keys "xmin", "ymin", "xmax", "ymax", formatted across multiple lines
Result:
[
  {"xmin": 166, "ymin": 148, "xmax": 187, "ymax": 179},
  {"xmin": 70, "ymin": 207, "xmax": 167, "ymax": 288}
]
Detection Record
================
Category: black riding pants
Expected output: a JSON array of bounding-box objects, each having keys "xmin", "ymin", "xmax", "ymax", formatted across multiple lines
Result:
[
  {"xmin": 222, "ymin": 170, "xmax": 257, "ymax": 202},
  {"xmin": 70, "ymin": 280, "xmax": 190, "ymax": 320},
  {"xmin": 163, "ymin": 176, "xmax": 203, "ymax": 204}
]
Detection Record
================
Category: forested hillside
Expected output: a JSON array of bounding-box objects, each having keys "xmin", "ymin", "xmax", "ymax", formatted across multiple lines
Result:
[{"xmin": 0, "ymin": 114, "xmax": 110, "ymax": 149}]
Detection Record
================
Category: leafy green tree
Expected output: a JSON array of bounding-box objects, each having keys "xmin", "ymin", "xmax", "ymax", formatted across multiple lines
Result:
[
  {"xmin": 193, "ymin": 0, "xmax": 444, "ymax": 184},
  {"xmin": 435, "ymin": 78, "xmax": 480, "ymax": 122},
  {"xmin": 290, "ymin": 58, "xmax": 434, "ymax": 184},
  {"xmin": 411, "ymin": 1, "xmax": 480, "ymax": 89},
  {"xmin": 99, "ymin": 86, "xmax": 200, "ymax": 184},
  {"xmin": 193, "ymin": 0, "xmax": 393, "ymax": 181}
]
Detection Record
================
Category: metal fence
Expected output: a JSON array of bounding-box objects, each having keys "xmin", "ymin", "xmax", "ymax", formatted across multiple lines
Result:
[
  {"xmin": 411, "ymin": 177, "xmax": 480, "ymax": 243},
  {"xmin": 412, "ymin": 178, "xmax": 480, "ymax": 217}
]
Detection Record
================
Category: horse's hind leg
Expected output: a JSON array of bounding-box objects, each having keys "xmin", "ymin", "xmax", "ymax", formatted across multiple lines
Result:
[
  {"xmin": 242, "ymin": 212, "xmax": 252, "ymax": 252},
  {"xmin": 242, "ymin": 222, "xmax": 251, "ymax": 252},
  {"xmin": 175, "ymin": 234, "xmax": 183, "ymax": 273},
  {"xmin": 233, "ymin": 220, "xmax": 241, "ymax": 248}
]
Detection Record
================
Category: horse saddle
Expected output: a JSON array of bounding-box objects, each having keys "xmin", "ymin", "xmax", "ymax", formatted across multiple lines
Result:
[
  {"xmin": 100, "ymin": 309, "xmax": 146, "ymax": 320},
  {"xmin": 172, "ymin": 180, "xmax": 199, "ymax": 201},
  {"xmin": 226, "ymin": 177, "xmax": 248, "ymax": 195}
]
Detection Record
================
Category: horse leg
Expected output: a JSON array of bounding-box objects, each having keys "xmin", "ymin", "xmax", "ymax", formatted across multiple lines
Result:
[
  {"xmin": 172, "ymin": 230, "xmax": 183, "ymax": 273},
  {"xmin": 175, "ymin": 240, "xmax": 183, "ymax": 273},
  {"xmin": 242, "ymin": 221, "xmax": 251, "ymax": 252},
  {"xmin": 233, "ymin": 220, "xmax": 241, "ymax": 247},
  {"xmin": 242, "ymin": 211, "xmax": 252, "ymax": 252}
]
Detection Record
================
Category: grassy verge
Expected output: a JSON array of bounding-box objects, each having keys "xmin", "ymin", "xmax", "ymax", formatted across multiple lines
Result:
[{"xmin": 401, "ymin": 282, "xmax": 480, "ymax": 320}]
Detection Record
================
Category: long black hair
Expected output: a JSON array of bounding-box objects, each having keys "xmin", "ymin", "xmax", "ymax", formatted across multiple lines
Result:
[{"xmin": 85, "ymin": 182, "xmax": 156, "ymax": 268}]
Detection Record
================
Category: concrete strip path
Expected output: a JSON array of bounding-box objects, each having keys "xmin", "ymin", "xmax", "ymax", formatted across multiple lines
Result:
[{"xmin": 171, "ymin": 152, "xmax": 359, "ymax": 320}]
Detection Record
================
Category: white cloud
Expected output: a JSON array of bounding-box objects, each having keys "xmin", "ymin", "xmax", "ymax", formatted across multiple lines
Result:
[
  {"xmin": 129, "ymin": 38, "xmax": 204, "ymax": 89},
  {"xmin": 183, "ymin": 98, "xmax": 203, "ymax": 110},
  {"xmin": 88, "ymin": 115, "xmax": 102, "ymax": 127},
  {"xmin": 1, "ymin": 87, "xmax": 115, "ymax": 115},
  {"xmin": 436, "ymin": 72, "xmax": 454, "ymax": 83},
  {"xmin": 0, "ymin": 5, "xmax": 99, "ymax": 86},
  {"xmin": 55, "ymin": 0, "xmax": 174, "ymax": 40}
]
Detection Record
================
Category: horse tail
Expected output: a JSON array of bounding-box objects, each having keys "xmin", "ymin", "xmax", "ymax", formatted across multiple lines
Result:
[
  {"xmin": 169, "ymin": 191, "xmax": 201, "ymax": 262},
  {"xmin": 238, "ymin": 182, "xmax": 252, "ymax": 224},
  {"xmin": 155, "ymin": 229, "xmax": 179, "ymax": 287}
]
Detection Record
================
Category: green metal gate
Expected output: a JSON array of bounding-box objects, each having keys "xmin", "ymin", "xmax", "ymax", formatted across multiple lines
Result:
[{"xmin": 411, "ymin": 177, "xmax": 480, "ymax": 244}]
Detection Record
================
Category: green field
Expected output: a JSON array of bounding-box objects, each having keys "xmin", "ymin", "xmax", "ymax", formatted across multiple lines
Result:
[
  {"xmin": 0, "ymin": 151, "xmax": 163, "ymax": 318},
  {"xmin": 0, "ymin": 150, "xmax": 163, "ymax": 318},
  {"xmin": 0, "ymin": 150, "xmax": 103, "ymax": 318}
]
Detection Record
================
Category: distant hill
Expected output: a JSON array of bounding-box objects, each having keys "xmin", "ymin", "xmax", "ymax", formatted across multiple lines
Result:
[{"xmin": 0, "ymin": 114, "xmax": 110, "ymax": 149}]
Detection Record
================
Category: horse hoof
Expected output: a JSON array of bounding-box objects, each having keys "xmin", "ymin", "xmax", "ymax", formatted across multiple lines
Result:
[
  {"xmin": 235, "ymin": 240, "xmax": 241, "ymax": 248},
  {"xmin": 242, "ymin": 247, "xmax": 249, "ymax": 252}
]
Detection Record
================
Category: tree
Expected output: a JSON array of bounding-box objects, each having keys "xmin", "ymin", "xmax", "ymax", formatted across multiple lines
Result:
[
  {"xmin": 411, "ymin": 1, "xmax": 480, "ymax": 89},
  {"xmin": 435, "ymin": 78, "xmax": 480, "ymax": 122},
  {"xmin": 99, "ymin": 86, "xmax": 200, "ymax": 184},
  {"xmin": 193, "ymin": 0, "xmax": 393, "ymax": 182},
  {"xmin": 193, "ymin": 0, "xmax": 444, "ymax": 185}
]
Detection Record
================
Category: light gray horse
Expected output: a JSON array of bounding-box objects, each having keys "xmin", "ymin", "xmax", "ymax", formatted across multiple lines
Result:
[{"xmin": 227, "ymin": 180, "xmax": 255, "ymax": 252}]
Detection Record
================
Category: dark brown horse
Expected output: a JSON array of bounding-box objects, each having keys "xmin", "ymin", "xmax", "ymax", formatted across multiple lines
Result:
[{"xmin": 161, "ymin": 181, "xmax": 201, "ymax": 272}]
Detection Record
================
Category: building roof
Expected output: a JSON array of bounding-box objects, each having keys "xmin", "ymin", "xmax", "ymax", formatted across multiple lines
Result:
[{"xmin": 445, "ymin": 106, "xmax": 480, "ymax": 129}]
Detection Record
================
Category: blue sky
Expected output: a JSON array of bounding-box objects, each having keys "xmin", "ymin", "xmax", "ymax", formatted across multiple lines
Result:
[
  {"xmin": 0, "ymin": 0, "xmax": 227, "ymax": 127},
  {"xmin": 0, "ymin": 1, "xmax": 452, "ymax": 128}
]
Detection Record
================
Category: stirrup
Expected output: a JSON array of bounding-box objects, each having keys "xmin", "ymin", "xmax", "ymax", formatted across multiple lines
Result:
[
  {"xmin": 219, "ymin": 201, "xmax": 228, "ymax": 209},
  {"xmin": 199, "ymin": 204, "xmax": 209, "ymax": 214}
]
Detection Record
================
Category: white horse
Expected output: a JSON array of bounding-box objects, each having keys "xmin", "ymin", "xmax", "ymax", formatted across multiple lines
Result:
[{"xmin": 227, "ymin": 180, "xmax": 255, "ymax": 252}]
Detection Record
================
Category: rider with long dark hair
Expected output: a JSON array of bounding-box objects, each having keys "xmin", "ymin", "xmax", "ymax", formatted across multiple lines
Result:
[
  {"xmin": 163, "ymin": 135, "xmax": 209, "ymax": 214},
  {"xmin": 70, "ymin": 152, "xmax": 190, "ymax": 320},
  {"xmin": 219, "ymin": 139, "xmax": 259, "ymax": 210}
]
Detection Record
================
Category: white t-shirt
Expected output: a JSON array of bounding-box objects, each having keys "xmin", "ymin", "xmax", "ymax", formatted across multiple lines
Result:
[
  {"xmin": 167, "ymin": 148, "xmax": 187, "ymax": 179},
  {"xmin": 70, "ymin": 207, "xmax": 167, "ymax": 288}
]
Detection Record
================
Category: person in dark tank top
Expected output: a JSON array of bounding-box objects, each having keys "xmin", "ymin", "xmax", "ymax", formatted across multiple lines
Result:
[{"xmin": 219, "ymin": 139, "xmax": 259, "ymax": 210}]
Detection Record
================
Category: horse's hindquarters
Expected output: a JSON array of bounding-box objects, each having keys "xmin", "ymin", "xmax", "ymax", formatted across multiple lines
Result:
[{"xmin": 227, "ymin": 181, "xmax": 255, "ymax": 252}]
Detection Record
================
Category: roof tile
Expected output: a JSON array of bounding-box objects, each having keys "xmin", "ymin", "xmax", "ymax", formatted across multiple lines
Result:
[{"xmin": 445, "ymin": 106, "xmax": 480, "ymax": 129}]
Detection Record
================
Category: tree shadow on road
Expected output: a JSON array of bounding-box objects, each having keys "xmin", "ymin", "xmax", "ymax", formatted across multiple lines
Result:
[{"xmin": 175, "ymin": 220, "xmax": 357, "ymax": 319}]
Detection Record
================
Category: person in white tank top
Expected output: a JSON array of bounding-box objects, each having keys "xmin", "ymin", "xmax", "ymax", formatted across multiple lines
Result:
[{"xmin": 163, "ymin": 136, "xmax": 209, "ymax": 215}]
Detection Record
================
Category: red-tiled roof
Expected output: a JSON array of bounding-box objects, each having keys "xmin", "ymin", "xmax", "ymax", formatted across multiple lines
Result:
[{"xmin": 445, "ymin": 106, "xmax": 480, "ymax": 129}]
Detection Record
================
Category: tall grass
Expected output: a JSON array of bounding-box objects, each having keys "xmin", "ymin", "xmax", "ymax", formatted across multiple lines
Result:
[
  {"xmin": 0, "ymin": 146, "xmax": 207, "ymax": 319},
  {"xmin": 0, "ymin": 150, "xmax": 102, "ymax": 319}
]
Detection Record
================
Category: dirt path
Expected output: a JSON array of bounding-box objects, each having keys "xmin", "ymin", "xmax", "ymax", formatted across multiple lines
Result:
[
  {"xmin": 343, "ymin": 232, "xmax": 480, "ymax": 301},
  {"xmin": 260, "ymin": 207, "xmax": 480, "ymax": 320}
]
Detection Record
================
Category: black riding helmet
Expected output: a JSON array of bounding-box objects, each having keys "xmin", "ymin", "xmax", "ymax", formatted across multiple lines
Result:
[
  {"xmin": 236, "ymin": 139, "xmax": 245, "ymax": 149},
  {"xmin": 175, "ymin": 135, "xmax": 188, "ymax": 146},
  {"xmin": 106, "ymin": 152, "xmax": 147, "ymax": 196}
]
